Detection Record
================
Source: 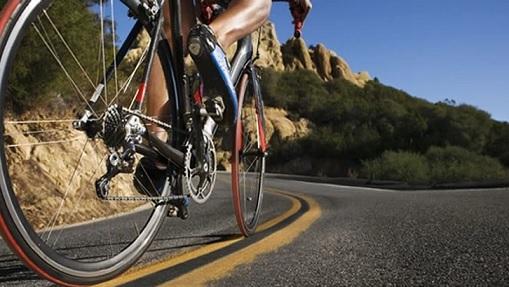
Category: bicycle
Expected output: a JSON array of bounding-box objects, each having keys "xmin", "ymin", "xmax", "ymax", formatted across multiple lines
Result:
[{"xmin": 0, "ymin": 0, "xmax": 302, "ymax": 285}]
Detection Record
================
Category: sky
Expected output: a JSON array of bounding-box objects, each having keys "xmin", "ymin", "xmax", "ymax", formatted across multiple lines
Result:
[{"xmin": 270, "ymin": 0, "xmax": 509, "ymax": 122}]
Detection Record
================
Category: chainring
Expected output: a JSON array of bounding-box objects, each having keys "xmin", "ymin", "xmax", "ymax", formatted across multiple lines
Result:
[{"xmin": 184, "ymin": 134, "xmax": 217, "ymax": 204}]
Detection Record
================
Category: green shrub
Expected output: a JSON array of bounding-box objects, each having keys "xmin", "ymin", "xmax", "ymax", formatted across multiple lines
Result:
[
  {"xmin": 426, "ymin": 146, "xmax": 507, "ymax": 183},
  {"xmin": 361, "ymin": 147, "xmax": 508, "ymax": 184},
  {"xmin": 362, "ymin": 151, "xmax": 429, "ymax": 183}
]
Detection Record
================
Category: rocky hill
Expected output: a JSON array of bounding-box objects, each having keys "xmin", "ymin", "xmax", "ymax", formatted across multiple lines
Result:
[{"xmin": 253, "ymin": 22, "xmax": 370, "ymax": 87}]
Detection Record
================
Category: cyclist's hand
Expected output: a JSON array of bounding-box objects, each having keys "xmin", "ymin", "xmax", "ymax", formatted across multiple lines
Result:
[
  {"xmin": 290, "ymin": 0, "xmax": 312, "ymax": 20},
  {"xmin": 289, "ymin": 0, "xmax": 312, "ymax": 37}
]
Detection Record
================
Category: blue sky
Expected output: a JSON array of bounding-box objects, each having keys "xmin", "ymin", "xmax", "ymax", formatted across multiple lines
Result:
[{"xmin": 270, "ymin": 0, "xmax": 509, "ymax": 122}]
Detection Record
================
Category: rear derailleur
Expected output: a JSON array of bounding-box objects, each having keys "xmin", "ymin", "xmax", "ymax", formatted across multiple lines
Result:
[{"xmin": 75, "ymin": 106, "xmax": 145, "ymax": 199}]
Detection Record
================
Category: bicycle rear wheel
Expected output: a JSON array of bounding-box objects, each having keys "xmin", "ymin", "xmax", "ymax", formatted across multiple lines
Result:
[
  {"xmin": 231, "ymin": 69, "xmax": 267, "ymax": 237},
  {"xmin": 0, "ymin": 0, "xmax": 176, "ymax": 285}
]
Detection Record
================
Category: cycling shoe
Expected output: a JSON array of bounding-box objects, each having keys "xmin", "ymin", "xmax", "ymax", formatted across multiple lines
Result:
[{"xmin": 187, "ymin": 24, "xmax": 237, "ymax": 123}]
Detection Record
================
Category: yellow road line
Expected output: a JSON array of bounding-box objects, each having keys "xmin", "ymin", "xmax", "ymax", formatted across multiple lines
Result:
[
  {"xmin": 95, "ymin": 237, "xmax": 243, "ymax": 287},
  {"xmin": 159, "ymin": 191, "xmax": 321, "ymax": 287},
  {"xmin": 95, "ymin": 190, "xmax": 302, "ymax": 287},
  {"xmin": 256, "ymin": 189, "xmax": 300, "ymax": 232}
]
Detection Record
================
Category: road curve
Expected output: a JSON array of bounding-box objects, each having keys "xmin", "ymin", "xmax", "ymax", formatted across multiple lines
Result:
[{"xmin": 1, "ymin": 175, "xmax": 509, "ymax": 286}]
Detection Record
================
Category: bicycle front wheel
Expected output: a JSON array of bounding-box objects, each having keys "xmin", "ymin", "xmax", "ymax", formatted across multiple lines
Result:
[
  {"xmin": 231, "ymin": 69, "xmax": 267, "ymax": 237},
  {"xmin": 0, "ymin": 0, "xmax": 175, "ymax": 285}
]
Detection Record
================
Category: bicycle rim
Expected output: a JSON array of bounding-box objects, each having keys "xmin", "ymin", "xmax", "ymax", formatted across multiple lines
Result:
[
  {"xmin": 0, "ymin": 0, "xmax": 175, "ymax": 284},
  {"xmin": 231, "ymin": 72, "xmax": 266, "ymax": 237}
]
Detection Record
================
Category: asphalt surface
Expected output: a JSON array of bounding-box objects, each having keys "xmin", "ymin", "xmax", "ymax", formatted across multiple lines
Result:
[{"xmin": 1, "ymin": 175, "xmax": 509, "ymax": 286}]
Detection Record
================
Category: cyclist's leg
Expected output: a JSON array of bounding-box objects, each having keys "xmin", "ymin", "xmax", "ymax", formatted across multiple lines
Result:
[
  {"xmin": 187, "ymin": 0, "xmax": 271, "ymax": 121},
  {"xmin": 210, "ymin": 0, "xmax": 272, "ymax": 49},
  {"xmin": 147, "ymin": 0, "xmax": 195, "ymax": 141}
]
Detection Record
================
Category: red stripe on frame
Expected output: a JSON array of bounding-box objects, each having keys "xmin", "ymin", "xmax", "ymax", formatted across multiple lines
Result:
[{"xmin": 135, "ymin": 83, "xmax": 146, "ymax": 103}]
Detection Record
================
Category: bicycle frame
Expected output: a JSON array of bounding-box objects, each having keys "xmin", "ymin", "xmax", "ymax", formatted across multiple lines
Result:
[{"xmin": 79, "ymin": 0, "xmax": 254, "ymax": 171}]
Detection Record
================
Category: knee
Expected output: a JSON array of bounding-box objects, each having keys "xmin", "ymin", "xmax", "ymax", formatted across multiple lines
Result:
[{"xmin": 255, "ymin": 0, "xmax": 272, "ymax": 23}]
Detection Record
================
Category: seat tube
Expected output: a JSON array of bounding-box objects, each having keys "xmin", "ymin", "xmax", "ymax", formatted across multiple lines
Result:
[{"xmin": 169, "ymin": 0, "xmax": 193, "ymax": 128}]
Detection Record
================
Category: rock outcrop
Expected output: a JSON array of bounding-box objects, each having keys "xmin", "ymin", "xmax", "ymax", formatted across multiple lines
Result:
[
  {"xmin": 280, "ymin": 37, "xmax": 315, "ymax": 71},
  {"xmin": 280, "ymin": 38, "xmax": 370, "ymax": 87},
  {"xmin": 251, "ymin": 22, "xmax": 285, "ymax": 71},
  {"xmin": 264, "ymin": 108, "xmax": 311, "ymax": 144},
  {"xmin": 251, "ymin": 22, "xmax": 370, "ymax": 87}
]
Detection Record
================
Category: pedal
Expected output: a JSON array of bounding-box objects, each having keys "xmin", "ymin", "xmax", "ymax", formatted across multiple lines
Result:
[
  {"xmin": 203, "ymin": 96, "xmax": 225, "ymax": 121},
  {"xmin": 167, "ymin": 205, "xmax": 178, "ymax": 217},
  {"xmin": 167, "ymin": 196, "xmax": 190, "ymax": 219},
  {"xmin": 166, "ymin": 205, "xmax": 189, "ymax": 220}
]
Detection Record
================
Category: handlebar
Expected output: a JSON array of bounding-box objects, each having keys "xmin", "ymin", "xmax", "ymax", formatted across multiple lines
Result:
[{"xmin": 272, "ymin": 0, "xmax": 305, "ymax": 38}]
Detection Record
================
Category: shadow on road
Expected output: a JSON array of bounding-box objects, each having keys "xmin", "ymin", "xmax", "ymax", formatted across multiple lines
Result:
[
  {"xmin": 0, "ymin": 258, "xmax": 38, "ymax": 283},
  {"xmin": 0, "ymin": 233, "xmax": 237, "ymax": 285}
]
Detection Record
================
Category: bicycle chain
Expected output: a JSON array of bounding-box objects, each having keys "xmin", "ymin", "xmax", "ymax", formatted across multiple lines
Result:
[
  {"xmin": 103, "ymin": 194, "xmax": 187, "ymax": 202},
  {"xmin": 122, "ymin": 107, "xmax": 172, "ymax": 130}
]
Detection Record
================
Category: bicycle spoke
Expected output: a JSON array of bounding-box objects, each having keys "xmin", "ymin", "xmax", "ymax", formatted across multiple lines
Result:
[
  {"xmin": 99, "ymin": 0, "xmax": 108, "ymax": 105},
  {"xmin": 3, "ymin": 128, "xmax": 70, "ymax": 137},
  {"xmin": 109, "ymin": 0, "xmax": 119, "ymax": 97},
  {"xmin": 72, "ymin": 143, "xmax": 105, "ymax": 212},
  {"xmin": 5, "ymin": 137, "xmax": 83, "ymax": 148},
  {"xmin": 242, "ymin": 157, "xmax": 257, "ymax": 173},
  {"xmin": 32, "ymin": 24, "xmax": 99, "ymax": 117},
  {"xmin": 44, "ymin": 139, "xmax": 89, "ymax": 244},
  {"xmin": 242, "ymin": 139, "xmax": 255, "ymax": 155},
  {"xmin": 42, "ymin": 10, "xmax": 96, "ymax": 91},
  {"xmin": 47, "ymin": 140, "xmax": 105, "ymax": 246},
  {"xmin": 110, "ymin": 43, "xmax": 150, "ymax": 107},
  {"xmin": 36, "ymin": 17, "xmax": 60, "ymax": 64},
  {"xmin": 6, "ymin": 119, "xmax": 79, "ymax": 124}
]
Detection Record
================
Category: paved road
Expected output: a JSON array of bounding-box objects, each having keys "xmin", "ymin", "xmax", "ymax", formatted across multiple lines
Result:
[
  {"xmin": 1, "ymin": 175, "xmax": 509, "ymax": 286},
  {"xmin": 216, "ymin": 179, "xmax": 509, "ymax": 286}
]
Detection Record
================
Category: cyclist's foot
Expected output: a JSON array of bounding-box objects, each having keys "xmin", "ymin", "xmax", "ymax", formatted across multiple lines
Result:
[{"xmin": 187, "ymin": 24, "xmax": 237, "ymax": 123}]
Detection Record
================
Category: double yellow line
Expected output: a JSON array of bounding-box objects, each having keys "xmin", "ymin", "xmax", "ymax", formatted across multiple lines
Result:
[{"xmin": 97, "ymin": 189, "xmax": 321, "ymax": 287}]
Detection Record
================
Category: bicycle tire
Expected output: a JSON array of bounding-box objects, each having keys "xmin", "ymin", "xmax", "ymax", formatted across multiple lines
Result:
[
  {"xmin": 231, "ymin": 68, "xmax": 266, "ymax": 237},
  {"xmin": 0, "ymin": 0, "xmax": 178, "ymax": 285}
]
